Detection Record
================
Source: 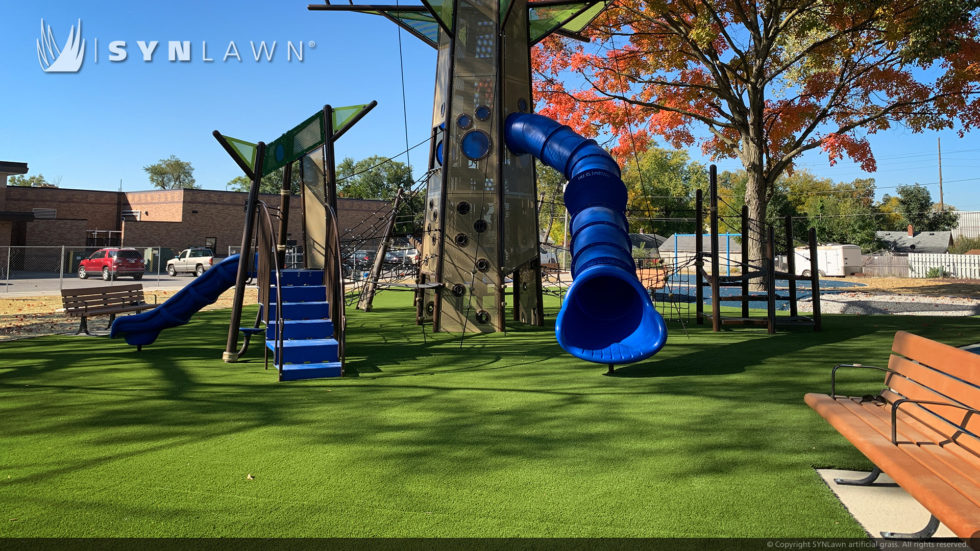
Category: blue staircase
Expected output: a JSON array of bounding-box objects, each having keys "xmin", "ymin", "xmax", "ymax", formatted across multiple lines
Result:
[{"xmin": 265, "ymin": 269, "xmax": 342, "ymax": 381}]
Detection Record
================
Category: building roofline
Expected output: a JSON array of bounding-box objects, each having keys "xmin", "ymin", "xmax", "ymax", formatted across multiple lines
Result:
[{"xmin": 0, "ymin": 161, "xmax": 29, "ymax": 176}]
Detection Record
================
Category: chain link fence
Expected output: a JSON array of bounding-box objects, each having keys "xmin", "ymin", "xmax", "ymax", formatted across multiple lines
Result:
[{"xmin": 1, "ymin": 245, "xmax": 180, "ymax": 293}]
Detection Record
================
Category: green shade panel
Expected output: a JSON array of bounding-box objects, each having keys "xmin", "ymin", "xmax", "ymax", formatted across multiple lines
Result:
[
  {"xmin": 332, "ymin": 103, "xmax": 373, "ymax": 136},
  {"xmin": 420, "ymin": 0, "xmax": 454, "ymax": 33},
  {"xmin": 389, "ymin": 11, "xmax": 441, "ymax": 46},
  {"xmin": 225, "ymin": 137, "xmax": 258, "ymax": 172},
  {"xmin": 263, "ymin": 111, "xmax": 325, "ymax": 176},
  {"xmin": 528, "ymin": 1, "xmax": 598, "ymax": 43},
  {"xmin": 560, "ymin": 0, "xmax": 608, "ymax": 33},
  {"xmin": 500, "ymin": 0, "xmax": 513, "ymax": 21}
]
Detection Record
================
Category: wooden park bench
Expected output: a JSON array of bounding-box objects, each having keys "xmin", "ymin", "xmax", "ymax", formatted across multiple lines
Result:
[
  {"xmin": 61, "ymin": 284, "xmax": 155, "ymax": 335},
  {"xmin": 805, "ymin": 331, "xmax": 980, "ymax": 545}
]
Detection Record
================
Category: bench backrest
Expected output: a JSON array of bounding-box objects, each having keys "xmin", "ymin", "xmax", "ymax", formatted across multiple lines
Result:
[
  {"xmin": 61, "ymin": 284, "xmax": 145, "ymax": 313},
  {"xmin": 882, "ymin": 331, "xmax": 980, "ymax": 456}
]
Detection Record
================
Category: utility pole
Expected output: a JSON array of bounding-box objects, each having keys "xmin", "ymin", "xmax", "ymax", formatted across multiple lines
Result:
[{"xmin": 938, "ymin": 137, "xmax": 944, "ymax": 211}]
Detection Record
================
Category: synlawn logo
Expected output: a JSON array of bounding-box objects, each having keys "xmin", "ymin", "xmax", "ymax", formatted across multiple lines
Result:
[
  {"xmin": 36, "ymin": 18, "xmax": 313, "ymax": 74},
  {"xmin": 37, "ymin": 19, "xmax": 85, "ymax": 73}
]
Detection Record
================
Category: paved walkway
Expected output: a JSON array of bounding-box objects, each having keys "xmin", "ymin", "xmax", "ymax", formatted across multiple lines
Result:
[
  {"xmin": 817, "ymin": 469, "xmax": 957, "ymax": 540},
  {"xmin": 1, "ymin": 274, "xmax": 193, "ymax": 297}
]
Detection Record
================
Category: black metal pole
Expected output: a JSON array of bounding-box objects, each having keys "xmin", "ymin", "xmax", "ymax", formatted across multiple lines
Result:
[
  {"xmin": 277, "ymin": 162, "xmax": 292, "ymax": 269},
  {"xmin": 766, "ymin": 224, "xmax": 776, "ymax": 335},
  {"xmin": 224, "ymin": 142, "xmax": 266, "ymax": 363},
  {"xmin": 741, "ymin": 205, "xmax": 750, "ymax": 318},
  {"xmin": 785, "ymin": 214, "xmax": 797, "ymax": 318},
  {"xmin": 809, "ymin": 227, "xmax": 822, "ymax": 331},
  {"xmin": 695, "ymin": 188, "xmax": 703, "ymax": 325},
  {"xmin": 323, "ymin": 105, "xmax": 339, "ymax": 215},
  {"xmin": 709, "ymin": 166, "xmax": 721, "ymax": 332}
]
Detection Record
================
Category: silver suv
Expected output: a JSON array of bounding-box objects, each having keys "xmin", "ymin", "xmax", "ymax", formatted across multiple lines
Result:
[{"xmin": 166, "ymin": 248, "xmax": 215, "ymax": 277}]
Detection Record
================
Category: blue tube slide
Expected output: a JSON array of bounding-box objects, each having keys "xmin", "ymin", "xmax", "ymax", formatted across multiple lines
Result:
[
  {"xmin": 110, "ymin": 254, "xmax": 241, "ymax": 347},
  {"xmin": 505, "ymin": 113, "xmax": 667, "ymax": 364}
]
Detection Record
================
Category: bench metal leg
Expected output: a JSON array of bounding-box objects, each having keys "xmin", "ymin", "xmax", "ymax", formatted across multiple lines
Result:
[
  {"xmin": 107, "ymin": 313, "xmax": 116, "ymax": 330},
  {"xmin": 834, "ymin": 467, "xmax": 883, "ymax": 486},
  {"xmin": 76, "ymin": 316, "xmax": 91, "ymax": 336},
  {"xmin": 881, "ymin": 514, "xmax": 940, "ymax": 540}
]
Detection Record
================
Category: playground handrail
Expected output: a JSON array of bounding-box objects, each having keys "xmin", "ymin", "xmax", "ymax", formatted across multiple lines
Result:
[
  {"xmin": 322, "ymin": 202, "xmax": 346, "ymax": 367},
  {"xmin": 256, "ymin": 201, "xmax": 285, "ymax": 378}
]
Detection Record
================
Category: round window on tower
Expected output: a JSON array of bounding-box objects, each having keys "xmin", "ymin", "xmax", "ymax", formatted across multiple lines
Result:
[{"xmin": 460, "ymin": 130, "xmax": 491, "ymax": 161}]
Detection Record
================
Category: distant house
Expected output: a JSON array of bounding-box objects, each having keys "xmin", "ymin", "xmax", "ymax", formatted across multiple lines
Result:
[
  {"xmin": 659, "ymin": 233, "xmax": 741, "ymax": 256},
  {"xmin": 875, "ymin": 226, "xmax": 954, "ymax": 254},
  {"xmin": 629, "ymin": 233, "xmax": 667, "ymax": 250},
  {"xmin": 659, "ymin": 233, "xmax": 743, "ymax": 268}
]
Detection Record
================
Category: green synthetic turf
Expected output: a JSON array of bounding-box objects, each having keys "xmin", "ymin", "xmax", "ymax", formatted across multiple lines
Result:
[{"xmin": 1, "ymin": 293, "xmax": 977, "ymax": 538}]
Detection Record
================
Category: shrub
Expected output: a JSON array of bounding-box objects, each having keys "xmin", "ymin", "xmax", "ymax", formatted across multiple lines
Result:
[
  {"xmin": 925, "ymin": 266, "xmax": 950, "ymax": 278},
  {"xmin": 949, "ymin": 235, "xmax": 980, "ymax": 254}
]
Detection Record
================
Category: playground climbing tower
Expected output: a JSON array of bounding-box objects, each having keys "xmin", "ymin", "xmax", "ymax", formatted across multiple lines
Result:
[{"xmin": 311, "ymin": 0, "xmax": 611, "ymax": 333}]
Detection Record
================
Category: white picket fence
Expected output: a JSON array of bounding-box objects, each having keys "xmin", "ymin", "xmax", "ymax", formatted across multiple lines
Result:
[{"xmin": 908, "ymin": 253, "xmax": 980, "ymax": 279}]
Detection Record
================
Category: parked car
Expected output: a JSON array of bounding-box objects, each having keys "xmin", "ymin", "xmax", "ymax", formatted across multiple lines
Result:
[
  {"xmin": 167, "ymin": 248, "xmax": 216, "ymax": 277},
  {"xmin": 78, "ymin": 248, "xmax": 145, "ymax": 281},
  {"xmin": 350, "ymin": 249, "xmax": 377, "ymax": 270}
]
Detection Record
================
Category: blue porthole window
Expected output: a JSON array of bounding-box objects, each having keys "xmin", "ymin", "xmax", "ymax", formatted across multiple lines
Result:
[
  {"xmin": 475, "ymin": 105, "xmax": 491, "ymax": 121},
  {"xmin": 275, "ymin": 143, "xmax": 286, "ymax": 163},
  {"xmin": 457, "ymin": 113, "xmax": 473, "ymax": 130},
  {"xmin": 460, "ymin": 130, "xmax": 491, "ymax": 160}
]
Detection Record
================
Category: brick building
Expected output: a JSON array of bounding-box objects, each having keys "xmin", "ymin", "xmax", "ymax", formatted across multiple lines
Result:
[{"xmin": 0, "ymin": 175, "xmax": 392, "ymax": 256}]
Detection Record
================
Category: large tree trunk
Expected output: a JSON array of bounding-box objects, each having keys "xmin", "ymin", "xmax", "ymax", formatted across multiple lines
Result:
[
  {"xmin": 741, "ymin": 90, "xmax": 769, "ymax": 291},
  {"xmin": 744, "ymin": 170, "xmax": 767, "ymax": 291}
]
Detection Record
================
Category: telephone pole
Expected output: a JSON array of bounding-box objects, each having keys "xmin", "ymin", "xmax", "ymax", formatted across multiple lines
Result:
[{"xmin": 938, "ymin": 137, "xmax": 944, "ymax": 211}]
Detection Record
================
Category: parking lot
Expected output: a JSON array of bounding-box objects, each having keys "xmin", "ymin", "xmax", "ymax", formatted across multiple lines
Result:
[{"xmin": 1, "ymin": 272, "xmax": 195, "ymax": 297}]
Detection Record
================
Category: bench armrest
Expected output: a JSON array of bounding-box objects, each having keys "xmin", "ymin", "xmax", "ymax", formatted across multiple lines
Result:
[
  {"xmin": 831, "ymin": 363, "xmax": 889, "ymax": 396},
  {"xmin": 891, "ymin": 398, "xmax": 980, "ymax": 444}
]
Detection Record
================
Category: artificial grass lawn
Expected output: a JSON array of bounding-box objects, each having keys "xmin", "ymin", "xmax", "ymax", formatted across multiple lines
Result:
[{"xmin": 1, "ymin": 292, "xmax": 978, "ymax": 538}]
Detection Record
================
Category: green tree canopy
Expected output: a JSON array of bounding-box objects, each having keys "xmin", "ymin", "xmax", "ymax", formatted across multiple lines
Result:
[
  {"xmin": 336, "ymin": 156, "xmax": 413, "ymax": 200},
  {"xmin": 536, "ymin": 163, "xmax": 566, "ymax": 245},
  {"xmin": 8, "ymin": 173, "xmax": 56, "ymax": 188},
  {"xmin": 337, "ymin": 156, "xmax": 420, "ymax": 237},
  {"xmin": 226, "ymin": 161, "xmax": 302, "ymax": 195},
  {"xmin": 621, "ymin": 147, "xmax": 709, "ymax": 236},
  {"xmin": 144, "ymin": 155, "xmax": 198, "ymax": 190},
  {"xmin": 893, "ymin": 184, "xmax": 959, "ymax": 231}
]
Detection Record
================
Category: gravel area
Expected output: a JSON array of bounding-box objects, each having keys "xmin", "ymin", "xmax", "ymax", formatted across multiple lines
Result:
[{"xmin": 799, "ymin": 292, "xmax": 980, "ymax": 316}]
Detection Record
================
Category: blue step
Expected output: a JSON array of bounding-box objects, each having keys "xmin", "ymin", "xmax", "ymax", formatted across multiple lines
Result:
[
  {"xmin": 277, "ymin": 269, "xmax": 323, "ymax": 286},
  {"xmin": 280, "ymin": 361, "xmax": 343, "ymax": 381},
  {"xmin": 268, "ymin": 301, "xmax": 330, "ymax": 321},
  {"xmin": 270, "ymin": 285, "xmax": 326, "ymax": 303},
  {"xmin": 266, "ymin": 338, "xmax": 339, "ymax": 364},
  {"xmin": 267, "ymin": 319, "xmax": 334, "ymax": 340}
]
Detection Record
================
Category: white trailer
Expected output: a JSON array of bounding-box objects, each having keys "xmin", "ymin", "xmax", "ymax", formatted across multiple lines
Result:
[{"xmin": 794, "ymin": 244, "xmax": 863, "ymax": 277}]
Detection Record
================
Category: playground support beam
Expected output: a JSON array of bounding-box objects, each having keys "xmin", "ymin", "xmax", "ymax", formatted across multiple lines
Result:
[
  {"xmin": 358, "ymin": 188, "xmax": 404, "ymax": 312},
  {"xmin": 785, "ymin": 214, "xmax": 797, "ymax": 318},
  {"xmin": 709, "ymin": 166, "xmax": 721, "ymax": 332},
  {"xmin": 695, "ymin": 188, "xmax": 703, "ymax": 325},
  {"xmin": 277, "ymin": 163, "xmax": 292, "ymax": 269},
  {"xmin": 809, "ymin": 227, "xmax": 822, "ymax": 331},
  {"xmin": 741, "ymin": 205, "xmax": 750, "ymax": 319},
  {"xmin": 223, "ymin": 142, "xmax": 266, "ymax": 363}
]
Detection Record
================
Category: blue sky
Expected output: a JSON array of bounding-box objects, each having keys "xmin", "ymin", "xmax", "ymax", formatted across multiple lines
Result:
[{"xmin": 3, "ymin": 1, "xmax": 979, "ymax": 211}]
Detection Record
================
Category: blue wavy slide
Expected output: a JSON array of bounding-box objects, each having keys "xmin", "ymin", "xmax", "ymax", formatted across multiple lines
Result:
[
  {"xmin": 505, "ymin": 113, "xmax": 667, "ymax": 364},
  {"xmin": 110, "ymin": 254, "xmax": 241, "ymax": 347}
]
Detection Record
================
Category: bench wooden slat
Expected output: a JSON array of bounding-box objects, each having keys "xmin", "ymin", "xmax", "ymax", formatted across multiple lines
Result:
[
  {"xmin": 879, "ymin": 388, "xmax": 980, "ymax": 458},
  {"xmin": 887, "ymin": 355, "xmax": 980, "ymax": 413},
  {"xmin": 806, "ymin": 393, "xmax": 980, "ymax": 540},
  {"xmin": 834, "ymin": 398, "xmax": 980, "ymax": 505},
  {"xmin": 883, "ymin": 367, "xmax": 980, "ymax": 455},
  {"xmin": 892, "ymin": 330, "xmax": 980, "ymax": 390}
]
